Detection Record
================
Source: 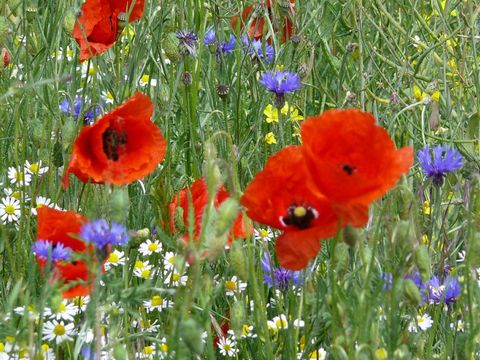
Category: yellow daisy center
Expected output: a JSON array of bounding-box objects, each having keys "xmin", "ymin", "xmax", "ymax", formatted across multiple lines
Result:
[
  {"xmin": 223, "ymin": 344, "xmax": 231, "ymax": 351},
  {"xmin": 225, "ymin": 280, "xmax": 237, "ymax": 291},
  {"xmin": 242, "ymin": 324, "xmax": 251, "ymax": 336},
  {"xmin": 108, "ymin": 252, "xmax": 119, "ymax": 263},
  {"xmin": 172, "ymin": 273, "xmax": 181, "ymax": 282},
  {"xmin": 16, "ymin": 172, "xmax": 23, "ymax": 181},
  {"xmin": 141, "ymin": 269, "xmax": 151, "ymax": 279},
  {"xmin": 57, "ymin": 303, "xmax": 66, "ymax": 313},
  {"xmin": 5, "ymin": 205, "xmax": 15, "ymax": 215},
  {"xmin": 141, "ymin": 74, "xmax": 150, "ymax": 83},
  {"xmin": 260, "ymin": 229, "xmax": 268, "ymax": 237},
  {"xmin": 148, "ymin": 243, "xmax": 159, "ymax": 252},
  {"xmin": 134, "ymin": 261, "xmax": 144, "ymax": 269},
  {"xmin": 12, "ymin": 191, "xmax": 21, "ymax": 200},
  {"xmin": 151, "ymin": 295, "xmax": 163, "ymax": 307},
  {"xmin": 160, "ymin": 343, "xmax": 168, "ymax": 352},
  {"xmin": 29, "ymin": 163, "xmax": 39, "ymax": 173},
  {"xmin": 144, "ymin": 346, "xmax": 154, "ymax": 355},
  {"xmin": 53, "ymin": 324, "xmax": 66, "ymax": 336},
  {"xmin": 168, "ymin": 256, "xmax": 175, "ymax": 264}
]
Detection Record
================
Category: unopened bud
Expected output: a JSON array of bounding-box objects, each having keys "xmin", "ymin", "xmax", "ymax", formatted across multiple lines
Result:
[
  {"xmin": 216, "ymin": 84, "xmax": 230, "ymax": 99},
  {"xmin": 61, "ymin": 121, "xmax": 77, "ymax": 149},
  {"xmin": 109, "ymin": 188, "xmax": 129, "ymax": 224},
  {"xmin": 0, "ymin": 17, "xmax": 10, "ymax": 45},
  {"xmin": 392, "ymin": 221, "xmax": 414, "ymax": 260},
  {"xmin": 291, "ymin": 34, "xmax": 302, "ymax": 45},
  {"xmin": 343, "ymin": 225, "xmax": 359, "ymax": 246},
  {"xmin": 334, "ymin": 242, "xmax": 349, "ymax": 275},
  {"xmin": 63, "ymin": 9, "xmax": 76, "ymax": 34},
  {"xmin": 182, "ymin": 71, "xmax": 192, "ymax": 86},
  {"xmin": 230, "ymin": 300, "xmax": 245, "ymax": 338},
  {"xmin": 136, "ymin": 228, "xmax": 150, "ymax": 239},
  {"xmin": 215, "ymin": 198, "xmax": 239, "ymax": 237},
  {"xmin": 205, "ymin": 233, "xmax": 228, "ymax": 263},
  {"xmin": 229, "ymin": 241, "xmax": 247, "ymax": 280},
  {"xmin": 1, "ymin": 48, "xmax": 9, "ymax": 67},
  {"xmin": 52, "ymin": 141, "xmax": 63, "ymax": 168},
  {"xmin": 25, "ymin": 6, "xmax": 37, "ymax": 23},
  {"xmin": 403, "ymin": 279, "xmax": 421, "ymax": 307},
  {"xmin": 415, "ymin": 245, "xmax": 431, "ymax": 282},
  {"xmin": 163, "ymin": 32, "xmax": 180, "ymax": 63}
]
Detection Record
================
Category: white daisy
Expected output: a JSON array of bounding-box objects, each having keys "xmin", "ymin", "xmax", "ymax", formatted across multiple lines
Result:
[
  {"xmin": 163, "ymin": 251, "xmax": 179, "ymax": 270},
  {"xmin": 51, "ymin": 47, "xmax": 74, "ymax": 61},
  {"xmin": 104, "ymin": 249, "xmax": 125, "ymax": 270},
  {"xmin": 7, "ymin": 166, "xmax": 32, "ymax": 186},
  {"xmin": 73, "ymin": 296, "xmax": 90, "ymax": 312},
  {"xmin": 143, "ymin": 295, "xmax": 173, "ymax": 312},
  {"xmin": 254, "ymin": 228, "xmax": 274, "ymax": 242},
  {"xmin": 217, "ymin": 336, "xmax": 239, "ymax": 357},
  {"xmin": 3, "ymin": 188, "xmax": 26, "ymax": 202},
  {"xmin": 0, "ymin": 196, "xmax": 21, "ymax": 223},
  {"xmin": 240, "ymin": 324, "xmax": 257, "ymax": 338},
  {"xmin": 24, "ymin": 160, "xmax": 49, "ymax": 175},
  {"xmin": 31, "ymin": 196, "xmax": 57, "ymax": 215},
  {"xmin": 293, "ymin": 319, "xmax": 305, "ymax": 328},
  {"xmin": 301, "ymin": 347, "xmax": 327, "ymax": 360},
  {"xmin": 450, "ymin": 319, "xmax": 465, "ymax": 332},
  {"xmin": 133, "ymin": 260, "xmax": 154, "ymax": 279},
  {"xmin": 409, "ymin": 314, "xmax": 433, "ymax": 332},
  {"xmin": 164, "ymin": 270, "xmax": 188, "ymax": 287},
  {"xmin": 43, "ymin": 300, "xmax": 78, "ymax": 322},
  {"xmin": 42, "ymin": 320, "xmax": 75, "ymax": 344},
  {"xmin": 224, "ymin": 276, "xmax": 247, "ymax": 297},
  {"xmin": 138, "ymin": 74, "xmax": 158, "ymax": 87},
  {"xmin": 267, "ymin": 314, "xmax": 288, "ymax": 332},
  {"xmin": 136, "ymin": 344, "xmax": 157, "ymax": 359},
  {"xmin": 139, "ymin": 239, "xmax": 163, "ymax": 256},
  {"xmin": 101, "ymin": 91, "xmax": 114, "ymax": 104}
]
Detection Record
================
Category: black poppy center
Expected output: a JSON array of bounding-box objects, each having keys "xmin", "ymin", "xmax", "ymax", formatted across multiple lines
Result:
[
  {"xmin": 281, "ymin": 205, "xmax": 317, "ymax": 230},
  {"xmin": 341, "ymin": 164, "xmax": 356, "ymax": 175},
  {"xmin": 102, "ymin": 128, "xmax": 128, "ymax": 161}
]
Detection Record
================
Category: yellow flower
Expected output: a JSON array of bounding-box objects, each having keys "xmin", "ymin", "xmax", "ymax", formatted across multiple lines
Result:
[
  {"xmin": 375, "ymin": 348, "xmax": 388, "ymax": 360},
  {"xmin": 430, "ymin": 91, "xmax": 440, "ymax": 102},
  {"xmin": 422, "ymin": 234, "xmax": 429, "ymax": 245},
  {"xmin": 413, "ymin": 85, "xmax": 426, "ymax": 102},
  {"xmin": 423, "ymin": 200, "xmax": 431, "ymax": 215},
  {"xmin": 264, "ymin": 132, "xmax": 277, "ymax": 145},
  {"xmin": 264, "ymin": 104, "xmax": 280, "ymax": 123}
]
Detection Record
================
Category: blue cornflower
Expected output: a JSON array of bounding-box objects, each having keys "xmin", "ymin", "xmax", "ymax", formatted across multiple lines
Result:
[
  {"xmin": 32, "ymin": 240, "xmax": 72, "ymax": 262},
  {"xmin": 417, "ymin": 145, "xmax": 463, "ymax": 186},
  {"xmin": 217, "ymin": 35, "xmax": 236, "ymax": 58},
  {"xmin": 176, "ymin": 30, "xmax": 198, "ymax": 57},
  {"xmin": 203, "ymin": 28, "xmax": 216, "ymax": 45},
  {"xmin": 428, "ymin": 275, "xmax": 461, "ymax": 304},
  {"xmin": 259, "ymin": 69, "xmax": 302, "ymax": 108},
  {"xmin": 260, "ymin": 253, "xmax": 304, "ymax": 291},
  {"xmin": 59, "ymin": 97, "xmax": 101, "ymax": 125},
  {"xmin": 242, "ymin": 36, "xmax": 274, "ymax": 63},
  {"xmin": 80, "ymin": 219, "xmax": 129, "ymax": 250}
]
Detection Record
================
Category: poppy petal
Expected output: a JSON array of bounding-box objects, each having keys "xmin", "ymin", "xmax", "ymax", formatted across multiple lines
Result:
[
  {"xmin": 275, "ymin": 228, "xmax": 322, "ymax": 270},
  {"xmin": 301, "ymin": 109, "xmax": 413, "ymax": 206}
]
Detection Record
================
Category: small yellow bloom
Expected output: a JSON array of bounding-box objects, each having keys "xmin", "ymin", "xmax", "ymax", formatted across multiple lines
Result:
[
  {"xmin": 413, "ymin": 85, "xmax": 426, "ymax": 102},
  {"xmin": 263, "ymin": 104, "xmax": 280, "ymax": 123},
  {"xmin": 375, "ymin": 348, "xmax": 388, "ymax": 360},
  {"xmin": 264, "ymin": 132, "xmax": 277, "ymax": 145},
  {"xmin": 422, "ymin": 234, "xmax": 429, "ymax": 245},
  {"xmin": 430, "ymin": 91, "xmax": 440, "ymax": 102},
  {"xmin": 423, "ymin": 200, "xmax": 431, "ymax": 215}
]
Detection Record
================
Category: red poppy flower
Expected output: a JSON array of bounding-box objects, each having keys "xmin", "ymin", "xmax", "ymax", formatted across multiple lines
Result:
[
  {"xmin": 301, "ymin": 109, "xmax": 413, "ymax": 214},
  {"xmin": 62, "ymin": 92, "xmax": 166, "ymax": 188},
  {"xmin": 73, "ymin": 0, "xmax": 146, "ymax": 61},
  {"xmin": 232, "ymin": 0, "xmax": 295, "ymax": 43},
  {"xmin": 241, "ymin": 146, "xmax": 344, "ymax": 270},
  {"xmin": 36, "ymin": 206, "xmax": 94, "ymax": 298},
  {"xmin": 169, "ymin": 178, "xmax": 250, "ymax": 245}
]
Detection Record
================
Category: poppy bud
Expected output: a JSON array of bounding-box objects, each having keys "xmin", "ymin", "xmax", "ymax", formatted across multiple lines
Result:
[
  {"xmin": 334, "ymin": 242, "xmax": 349, "ymax": 276},
  {"xmin": 403, "ymin": 279, "xmax": 421, "ymax": 307},
  {"xmin": 205, "ymin": 233, "xmax": 228, "ymax": 263},
  {"xmin": 25, "ymin": 6, "xmax": 37, "ymax": 23},
  {"xmin": 215, "ymin": 198, "xmax": 239, "ymax": 237},
  {"xmin": 163, "ymin": 32, "xmax": 180, "ymax": 63},
  {"xmin": 173, "ymin": 206, "xmax": 186, "ymax": 233},
  {"xmin": 229, "ymin": 241, "xmax": 247, "ymax": 281},
  {"xmin": 343, "ymin": 225, "xmax": 359, "ymax": 246},
  {"xmin": 414, "ymin": 245, "xmax": 431, "ymax": 282},
  {"xmin": 136, "ymin": 228, "xmax": 150, "ymax": 239},
  {"xmin": 180, "ymin": 318, "xmax": 205, "ymax": 354},
  {"xmin": 109, "ymin": 188, "xmax": 129, "ymax": 224},
  {"xmin": 230, "ymin": 300, "xmax": 245, "ymax": 338},
  {"xmin": 61, "ymin": 121, "xmax": 77, "ymax": 150},
  {"xmin": 63, "ymin": 9, "xmax": 76, "ymax": 34},
  {"xmin": 392, "ymin": 221, "xmax": 414, "ymax": 260},
  {"xmin": 52, "ymin": 141, "xmax": 63, "ymax": 168},
  {"xmin": 468, "ymin": 232, "xmax": 480, "ymax": 267},
  {"xmin": 1, "ymin": 48, "xmax": 9, "ymax": 67},
  {"xmin": 0, "ymin": 17, "xmax": 10, "ymax": 45}
]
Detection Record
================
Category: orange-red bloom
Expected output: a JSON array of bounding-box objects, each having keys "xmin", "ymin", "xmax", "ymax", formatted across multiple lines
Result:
[
  {"xmin": 62, "ymin": 92, "xmax": 166, "ymax": 188},
  {"xmin": 241, "ymin": 110, "xmax": 413, "ymax": 270},
  {"xmin": 241, "ymin": 146, "xmax": 342, "ymax": 270},
  {"xmin": 169, "ymin": 178, "xmax": 250, "ymax": 245},
  {"xmin": 232, "ymin": 0, "xmax": 295, "ymax": 43},
  {"xmin": 301, "ymin": 109, "xmax": 413, "ymax": 224},
  {"xmin": 73, "ymin": 0, "xmax": 145, "ymax": 61},
  {"xmin": 36, "ymin": 207, "xmax": 93, "ymax": 298}
]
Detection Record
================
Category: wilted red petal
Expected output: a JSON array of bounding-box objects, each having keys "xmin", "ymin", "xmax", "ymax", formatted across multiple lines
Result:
[
  {"xmin": 62, "ymin": 92, "xmax": 166, "ymax": 188},
  {"xmin": 301, "ymin": 109, "xmax": 413, "ymax": 207}
]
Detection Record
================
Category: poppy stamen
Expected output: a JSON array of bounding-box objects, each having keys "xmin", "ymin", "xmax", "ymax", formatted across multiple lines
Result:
[
  {"xmin": 341, "ymin": 164, "xmax": 356, "ymax": 175},
  {"xmin": 102, "ymin": 128, "xmax": 128, "ymax": 161},
  {"xmin": 281, "ymin": 205, "xmax": 318, "ymax": 230}
]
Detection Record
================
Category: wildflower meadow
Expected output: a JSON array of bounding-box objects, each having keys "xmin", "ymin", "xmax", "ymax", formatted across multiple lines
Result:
[{"xmin": 0, "ymin": 0, "xmax": 479, "ymax": 359}]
